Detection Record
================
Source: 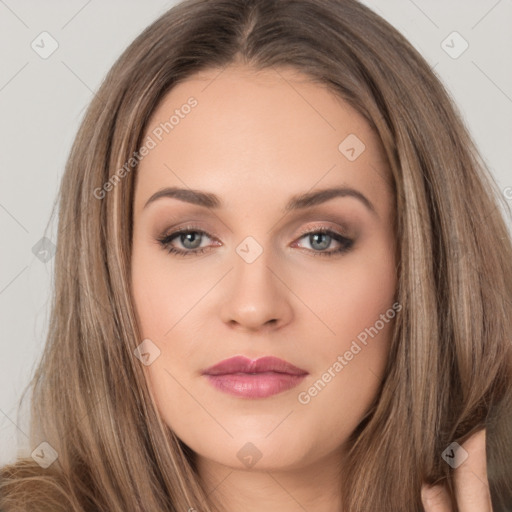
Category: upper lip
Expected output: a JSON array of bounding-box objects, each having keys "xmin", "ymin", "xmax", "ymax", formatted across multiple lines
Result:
[{"xmin": 202, "ymin": 356, "xmax": 308, "ymax": 376}]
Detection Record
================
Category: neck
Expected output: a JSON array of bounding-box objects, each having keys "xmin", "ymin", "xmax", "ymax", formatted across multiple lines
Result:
[{"xmin": 196, "ymin": 448, "xmax": 346, "ymax": 512}]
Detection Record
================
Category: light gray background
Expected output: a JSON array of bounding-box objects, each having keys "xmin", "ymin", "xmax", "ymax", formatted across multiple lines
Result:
[{"xmin": 1, "ymin": 0, "xmax": 511, "ymax": 464}]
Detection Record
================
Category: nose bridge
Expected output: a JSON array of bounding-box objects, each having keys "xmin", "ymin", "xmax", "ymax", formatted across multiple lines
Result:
[
  {"xmin": 219, "ymin": 234, "xmax": 293, "ymax": 331},
  {"xmin": 232, "ymin": 235, "xmax": 279, "ymax": 305}
]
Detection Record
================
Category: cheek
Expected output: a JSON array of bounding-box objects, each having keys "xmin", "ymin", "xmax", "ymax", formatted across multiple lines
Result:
[
  {"xmin": 131, "ymin": 242, "xmax": 208, "ymax": 344},
  {"xmin": 332, "ymin": 261, "xmax": 396, "ymax": 342},
  {"xmin": 292, "ymin": 239, "xmax": 397, "ymax": 423},
  {"xmin": 298, "ymin": 238, "xmax": 397, "ymax": 355}
]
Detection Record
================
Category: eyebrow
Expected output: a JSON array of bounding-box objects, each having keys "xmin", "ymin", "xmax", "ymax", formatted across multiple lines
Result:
[{"xmin": 143, "ymin": 186, "xmax": 377, "ymax": 215}]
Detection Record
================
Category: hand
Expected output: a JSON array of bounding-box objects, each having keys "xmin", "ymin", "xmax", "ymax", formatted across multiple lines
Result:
[{"xmin": 421, "ymin": 429, "xmax": 493, "ymax": 511}]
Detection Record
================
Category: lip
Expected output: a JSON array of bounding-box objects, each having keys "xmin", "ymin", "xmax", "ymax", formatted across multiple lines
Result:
[{"xmin": 202, "ymin": 356, "xmax": 308, "ymax": 399}]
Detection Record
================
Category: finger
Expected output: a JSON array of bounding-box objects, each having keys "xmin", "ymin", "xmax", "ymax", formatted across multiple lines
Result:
[
  {"xmin": 453, "ymin": 429, "xmax": 493, "ymax": 511},
  {"xmin": 421, "ymin": 483, "xmax": 452, "ymax": 512}
]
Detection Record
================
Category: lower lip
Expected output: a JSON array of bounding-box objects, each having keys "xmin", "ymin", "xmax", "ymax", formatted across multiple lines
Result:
[{"xmin": 204, "ymin": 372, "xmax": 307, "ymax": 398}]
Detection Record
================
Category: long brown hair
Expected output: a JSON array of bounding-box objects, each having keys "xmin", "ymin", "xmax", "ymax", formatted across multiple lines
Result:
[{"xmin": 2, "ymin": 0, "xmax": 512, "ymax": 510}]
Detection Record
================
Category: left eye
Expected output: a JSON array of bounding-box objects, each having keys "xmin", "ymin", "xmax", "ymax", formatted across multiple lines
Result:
[
  {"xmin": 157, "ymin": 228, "xmax": 354, "ymax": 257},
  {"xmin": 292, "ymin": 229, "xmax": 354, "ymax": 256}
]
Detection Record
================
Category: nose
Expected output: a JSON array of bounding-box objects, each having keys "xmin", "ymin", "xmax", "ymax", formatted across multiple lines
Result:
[{"xmin": 219, "ymin": 248, "xmax": 294, "ymax": 333}]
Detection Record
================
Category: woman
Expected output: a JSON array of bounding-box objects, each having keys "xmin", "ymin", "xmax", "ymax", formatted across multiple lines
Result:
[{"xmin": 1, "ymin": 0, "xmax": 511, "ymax": 510}]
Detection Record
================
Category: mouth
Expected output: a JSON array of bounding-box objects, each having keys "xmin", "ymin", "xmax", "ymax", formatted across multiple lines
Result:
[{"xmin": 201, "ymin": 355, "xmax": 308, "ymax": 399}]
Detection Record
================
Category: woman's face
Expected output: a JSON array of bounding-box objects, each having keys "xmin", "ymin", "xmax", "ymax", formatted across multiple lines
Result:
[{"xmin": 131, "ymin": 64, "xmax": 397, "ymax": 473}]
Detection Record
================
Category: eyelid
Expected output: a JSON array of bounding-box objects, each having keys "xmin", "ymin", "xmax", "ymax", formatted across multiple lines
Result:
[
  {"xmin": 295, "ymin": 220, "xmax": 351, "ymax": 236},
  {"xmin": 158, "ymin": 223, "xmax": 221, "ymax": 242},
  {"xmin": 158, "ymin": 220, "xmax": 352, "ymax": 244}
]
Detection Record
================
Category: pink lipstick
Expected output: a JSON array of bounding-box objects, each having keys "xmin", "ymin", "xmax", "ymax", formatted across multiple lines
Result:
[{"xmin": 202, "ymin": 355, "xmax": 308, "ymax": 399}]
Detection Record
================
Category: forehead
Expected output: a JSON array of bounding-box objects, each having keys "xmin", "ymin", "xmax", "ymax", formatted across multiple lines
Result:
[{"xmin": 134, "ymin": 64, "xmax": 391, "ymax": 214}]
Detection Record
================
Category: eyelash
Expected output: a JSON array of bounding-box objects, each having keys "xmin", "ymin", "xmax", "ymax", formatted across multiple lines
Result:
[{"xmin": 156, "ymin": 225, "xmax": 354, "ymax": 258}]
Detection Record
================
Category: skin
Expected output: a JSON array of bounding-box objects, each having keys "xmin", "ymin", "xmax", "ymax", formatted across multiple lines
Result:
[
  {"xmin": 130, "ymin": 64, "xmax": 493, "ymax": 511},
  {"xmin": 421, "ymin": 429, "xmax": 493, "ymax": 511}
]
